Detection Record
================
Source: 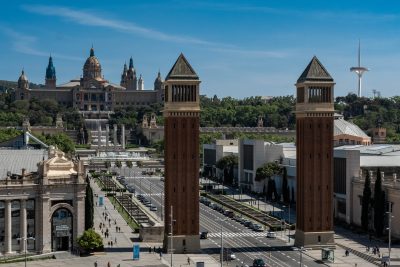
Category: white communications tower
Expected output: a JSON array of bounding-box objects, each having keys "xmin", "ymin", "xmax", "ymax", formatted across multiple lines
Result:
[{"xmin": 350, "ymin": 40, "xmax": 369, "ymax": 97}]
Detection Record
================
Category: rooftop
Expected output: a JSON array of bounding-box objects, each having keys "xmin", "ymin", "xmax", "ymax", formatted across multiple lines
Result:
[{"xmin": 0, "ymin": 149, "xmax": 48, "ymax": 178}]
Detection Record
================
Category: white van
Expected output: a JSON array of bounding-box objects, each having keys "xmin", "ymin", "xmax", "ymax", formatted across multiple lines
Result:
[{"xmin": 267, "ymin": 231, "xmax": 277, "ymax": 238}]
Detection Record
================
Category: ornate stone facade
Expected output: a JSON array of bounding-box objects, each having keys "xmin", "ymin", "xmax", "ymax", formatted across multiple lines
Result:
[
  {"xmin": 14, "ymin": 48, "xmax": 164, "ymax": 116},
  {"xmin": 0, "ymin": 147, "xmax": 86, "ymax": 254}
]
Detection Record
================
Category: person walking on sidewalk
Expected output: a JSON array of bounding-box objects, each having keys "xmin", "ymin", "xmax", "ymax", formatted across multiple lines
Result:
[
  {"xmin": 94, "ymin": 261, "xmax": 97, "ymax": 267},
  {"xmin": 187, "ymin": 257, "xmax": 190, "ymax": 265}
]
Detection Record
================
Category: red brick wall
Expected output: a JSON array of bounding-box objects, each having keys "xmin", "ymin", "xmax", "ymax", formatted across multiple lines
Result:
[
  {"xmin": 164, "ymin": 115, "xmax": 199, "ymax": 235},
  {"xmin": 296, "ymin": 116, "xmax": 334, "ymax": 232}
]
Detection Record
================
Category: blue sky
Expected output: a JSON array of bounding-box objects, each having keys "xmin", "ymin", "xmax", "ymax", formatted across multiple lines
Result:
[{"xmin": 1, "ymin": 0, "xmax": 400, "ymax": 98}]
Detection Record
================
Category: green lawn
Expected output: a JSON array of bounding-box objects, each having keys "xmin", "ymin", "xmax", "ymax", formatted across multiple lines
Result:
[{"xmin": 108, "ymin": 196, "xmax": 140, "ymax": 230}]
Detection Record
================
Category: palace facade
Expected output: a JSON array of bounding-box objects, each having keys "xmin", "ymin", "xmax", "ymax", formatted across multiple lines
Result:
[{"xmin": 14, "ymin": 47, "xmax": 164, "ymax": 115}]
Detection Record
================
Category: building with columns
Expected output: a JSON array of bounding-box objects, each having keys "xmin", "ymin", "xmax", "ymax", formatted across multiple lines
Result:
[
  {"xmin": 0, "ymin": 147, "xmax": 86, "ymax": 254},
  {"xmin": 14, "ymin": 47, "xmax": 164, "ymax": 117}
]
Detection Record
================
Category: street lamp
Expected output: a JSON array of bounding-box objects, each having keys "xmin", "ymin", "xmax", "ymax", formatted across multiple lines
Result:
[
  {"xmin": 282, "ymin": 205, "xmax": 286, "ymax": 238},
  {"xmin": 216, "ymin": 218, "xmax": 228, "ymax": 267},
  {"xmin": 288, "ymin": 203, "xmax": 291, "ymax": 243},
  {"xmin": 169, "ymin": 205, "xmax": 176, "ymax": 267},
  {"xmin": 292, "ymin": 246, "xmax": 308, "ymax": 267},
  {"xmin": 17, "ymin": 237, "xmax": 35, "ymax": 267},
  {"xmin": 386, "ymin": 211, "xmax": 394, "ymax": 266}
]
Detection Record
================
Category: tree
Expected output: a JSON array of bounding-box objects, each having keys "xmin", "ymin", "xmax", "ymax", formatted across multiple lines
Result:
[
  {"xmin": 77, "ymin": 229, "xmax": 103, "ymax": 251},
  {"xmin": 126, "ymin": 161, "xmax": 133, "ymax": 168},
  {"xmin": 255, "ymin": 162, "xmax": 282, "ymax": 200},
  {"xmin": 115, "ymin": 161, "xmax": 122, "ymax": 168},
  {"xmin": 255, "ymin": 162, "xmax": 281, "ymax": 181},
  {"xmin": 216, "ymin": 154, "xmax": 238, "ymax": 185},
  {"xmin": 361, "ymin": 170, "xmax": 371, "ymax": 231},
  {"xmin": 37, "ymin": 133, "xmax": 75, "ymax": 154},
  {"xmin": 85, "ymin": 177, "xmax": 94, "ymax": 230},
  {"xmin": 374, "ymin": 168, "xmax": 385, "ymax": 236},
  {"xmin": 282, "ymin": 168, "xmax": 290, "ymax": 203},
  {"xmin": 0, "ymin": 128, "xmax": 22, "ymax": 143}
]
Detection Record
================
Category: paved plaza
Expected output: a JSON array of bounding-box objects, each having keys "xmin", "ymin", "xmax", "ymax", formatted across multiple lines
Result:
[{"xmin": 4, "ymin": 176, "xmax": 399, "ymax": 267}]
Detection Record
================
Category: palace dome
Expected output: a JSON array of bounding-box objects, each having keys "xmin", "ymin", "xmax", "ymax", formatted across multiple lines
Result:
[{"xmin": 83, "ymin": 47, "xmax": 102, "ymax": 80}]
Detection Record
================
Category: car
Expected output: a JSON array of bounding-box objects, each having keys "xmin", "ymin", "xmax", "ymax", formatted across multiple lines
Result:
[
  {"xmin": 228, "ymin": 253, "xmax": 236, "ymax": 260},
  {"xmin": 200, "ymin": 231, "xmax": 208, "ymax": 239},
  {"xmin": 233, "ymin": 215, "xmax": 242, "ymax": 222},
  {"xmin": 224, "ymin": 210, "xmax": 234, "ymax": 218},
  {"xmin": 252, "ymin": 258, "xmax": 266, "ymax": 267},
  {"xmin": 266, "ymin": 231, "xmax": 277, "ymax": 239},
  {"xmin": 160, "ymin": 177, "xmax": 164, "ymax": 182},
  {"xmin": 145, "ymin": 202, "xmax": 152, "ymax": 207},
  {"xmin": 150, "ymin": 205, "xmax": 157, "ymax": 211},
  {"xmin": 252, "ymin": 224, "xmax": 264, "ymax": 232},
  {"xmin": 243, "ymin": 221, "xmax": 252, "ymax": 227}
]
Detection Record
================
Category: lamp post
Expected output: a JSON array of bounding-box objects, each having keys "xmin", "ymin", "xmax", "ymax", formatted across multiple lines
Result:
[
  {"xmin": 216, "ymin": 218, "xmax": 227, "ymax": 267},
  {"xmin": 17, "ymin": 237, "xmax": 35, "ymax": 267},
  {"xmin": 169, "ymin": 205, "xmax": 175, "ymax": 267},
  {"xmin": 288, "ymin": 203, "xmax": 291, "ymax": 243},
  {"xmin": 386, "ymin": 211, "xmax": 394, "ymax": 266},
  {"xmin": 282, "ymin": 205, "xmax": 286, "ymax": 238},
  {"xmin": 293, "ymin": 246, "xmax": 308, "ymax": 267}
]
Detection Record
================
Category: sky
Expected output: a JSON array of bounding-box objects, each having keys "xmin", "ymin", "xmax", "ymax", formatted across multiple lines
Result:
[{"xmin": 1, "ymin": 0, "xmax": 400, "ymax": 98}]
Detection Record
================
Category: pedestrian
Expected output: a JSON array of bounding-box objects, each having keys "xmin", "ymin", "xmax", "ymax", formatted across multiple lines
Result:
[
  {"xmin": 153, "ymin": 246, "xmax": 156, "ymax": 253},
  {"xmin": 94, "ymin": 261, "xmax": 98, "ymax": 267},
  {"xmin": 116, "ymin": 226, "xmax": 118, "ymax": 232},
  {"xmin": 159, "ymin": 250, "xmax": 162, "ymax": 259},
  {"xmin": 108, "ymin": 241, "xmax": 110, "ymax": 247},
  {"xmin": 107, "ymin": 261, "xmax": 111, "ymax": 267},
  {"xmin": 115, "ymin": 237, "xmax": 117, "ymax": 244},
  {"xmin": 111, "ymin": 241, "xmax": 113, "ymax": 247},
  {"xmin": 187, "ymin": 257, "xmax": 190, "ymax": 265},
  {"xmin": 115, "ymin": 219, "xmax": 117, "ymax": 225},
  {"xmin": 149, "ymin": 247, "xmax": 152, "ymax": 253},
  {"xmin": 96, "ymin": 201, "xmax": 97, "ymax": 206}
]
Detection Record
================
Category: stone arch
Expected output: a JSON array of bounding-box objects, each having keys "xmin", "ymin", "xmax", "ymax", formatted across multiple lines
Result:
[
  {"xmin": 50, "ymin": 203, "xmax": 74, "ymax": 251},
  {"xmin": 49, "ymin": 203, "xmax": 74, "ymax": 220}
]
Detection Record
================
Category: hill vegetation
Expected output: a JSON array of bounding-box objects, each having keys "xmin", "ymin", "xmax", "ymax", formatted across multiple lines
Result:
[{"xmin": 1, "ymin": 84, "xmax": 399, "ymax": 143}]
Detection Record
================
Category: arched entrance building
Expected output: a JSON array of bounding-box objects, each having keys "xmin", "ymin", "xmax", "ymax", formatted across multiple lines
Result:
[
  {"xmin": 0, "ymin": 147, "xmax": 86, "ymax": 254},
  {"xmin": 51, "ymin": 205, "xmax": 74, "ymax": 251}
]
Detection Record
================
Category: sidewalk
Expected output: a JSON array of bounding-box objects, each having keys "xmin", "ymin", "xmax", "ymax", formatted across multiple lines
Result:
[{"xmin": 207, "ymin": 182, "xmax": 392, "ymax": 267}]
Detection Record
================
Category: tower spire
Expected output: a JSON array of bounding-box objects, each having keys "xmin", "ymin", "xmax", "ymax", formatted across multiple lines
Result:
[{"xmin": 350, "ymin": 40, "xmax": 369, "ymax": 97}]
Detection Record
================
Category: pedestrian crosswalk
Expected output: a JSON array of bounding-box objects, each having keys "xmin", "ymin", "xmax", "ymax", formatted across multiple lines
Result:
[
  {"xmin": 207, "ymin": 232, "xmax": 266, "ymax": 238},
  {"xmin": 137, "ymin": 193, "xmax": 163, "ymax": 196}
]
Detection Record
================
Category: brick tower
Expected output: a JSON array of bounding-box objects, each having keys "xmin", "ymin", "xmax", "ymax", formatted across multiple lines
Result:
[
  {"xmin": 163, "ymin": 53, "xmax": 200, "ymax": 253},
  {"xmin": 295, "ymin": 56, "xmax": 335, "ymax": 248}
]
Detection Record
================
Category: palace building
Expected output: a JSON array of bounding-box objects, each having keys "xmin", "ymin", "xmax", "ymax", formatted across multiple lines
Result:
[{"xmin": 14, "ymin": 47, "xmax": 164, "ymax": 116}]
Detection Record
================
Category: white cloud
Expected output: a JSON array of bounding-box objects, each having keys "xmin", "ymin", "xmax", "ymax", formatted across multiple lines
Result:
[
  {"xmin": 0, "ymin": 26, "xmax": 81, "ymax": 60},
  {"xmin": 22, "ymin": 5, "xmax": 219, "ymax": 46},
  {"xmin": 22, "ymin": 5, "xmax": 288, "ymax": 59}
]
